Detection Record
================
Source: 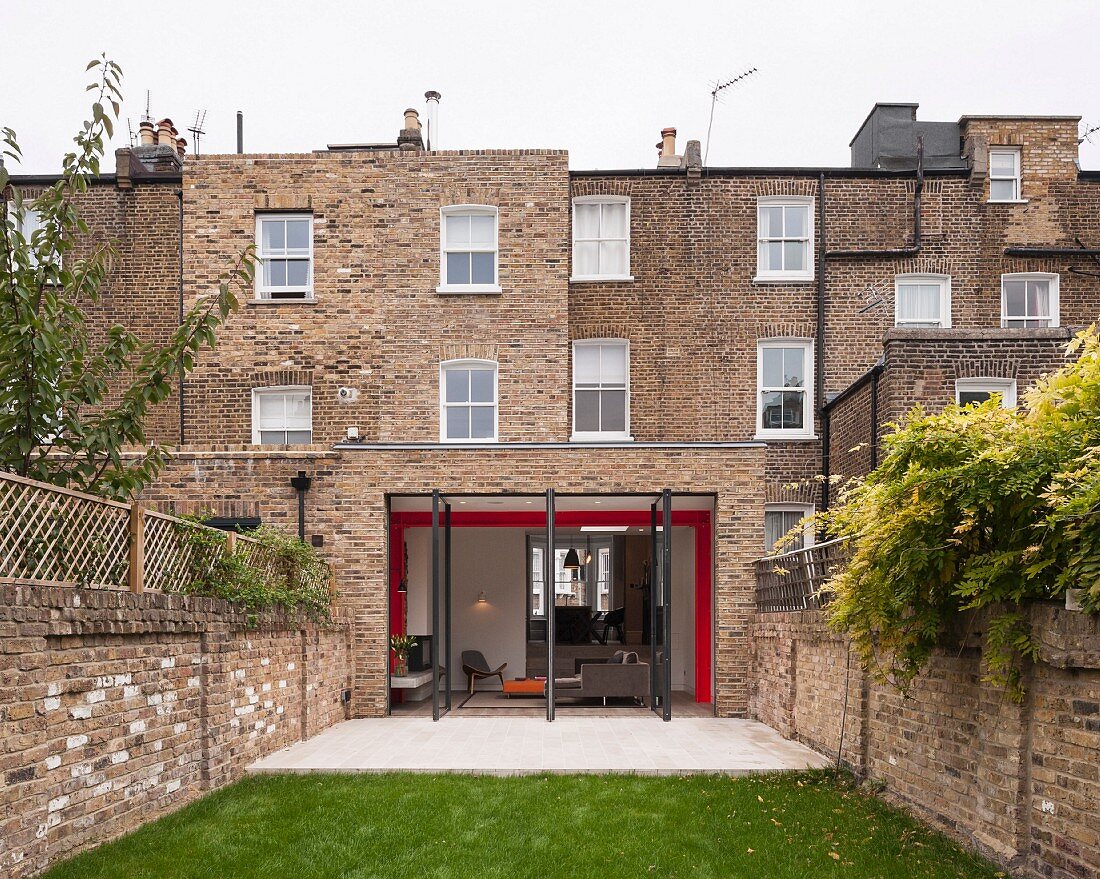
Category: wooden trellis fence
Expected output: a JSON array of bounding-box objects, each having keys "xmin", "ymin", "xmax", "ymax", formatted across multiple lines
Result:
[
  {"xmin": 754, "ymin": 537, "xmax": 849, "ymax": 612},
  {"xmin": 0, "ymin": 470, "xmax": 331, "ymax": 597}
]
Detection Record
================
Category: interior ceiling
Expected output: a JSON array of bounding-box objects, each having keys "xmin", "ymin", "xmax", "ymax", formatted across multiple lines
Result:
[{"xmin": 388, "ymin": 493, "xmax": 714, "ymax": 513}]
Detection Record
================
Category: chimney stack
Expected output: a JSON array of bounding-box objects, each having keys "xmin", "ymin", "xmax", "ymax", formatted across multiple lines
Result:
[
  {"xmin": 657, "ymin": 126, "xmax": 681, "ymax": 167},
  {"xmin": 397, "ymin": 108, "xmax": 424, "ymax": 151}
]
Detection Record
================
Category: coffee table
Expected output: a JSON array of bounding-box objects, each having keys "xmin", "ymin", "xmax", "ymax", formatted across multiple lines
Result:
[{"xmin": 502, "ymin": 678, "xmax": 545, "ymax": 697}]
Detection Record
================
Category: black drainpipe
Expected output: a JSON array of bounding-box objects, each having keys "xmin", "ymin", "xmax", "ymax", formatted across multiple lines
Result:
[
  {"xmin": 176, "ymin": 188, "xmax": 185, "ymax": 445},
  {"xmin": 289, "ymin": 471, "xmax": 312, "ymax": 541},
  {"xmin": 817, "ymin": 172, "xmax": 828, "ymax": 510},
  {"xmin": 870, "ymin": 367, "xmax": 880, "ymax": 470}
]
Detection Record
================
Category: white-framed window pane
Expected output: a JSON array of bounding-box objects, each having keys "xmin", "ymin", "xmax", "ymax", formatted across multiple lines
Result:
[
  {"xmin": 285, "ymin": 219, "xmax": 310, "ymax": 253},
  {"xmin": 761, "ymin": 390, "xmax": 805, "ymax": 430},
  {"xmin": 257, "ymin": 393, "xmax": 284, "ymax": 424},
  {"xmin": 255, "ymin": 389, "xmax": 311, "ymax": 444},
  {"xmin": 765, "ymin": 510, "xmax": 806, "ymax": 552},
  {"xmin": 1027, "ymin": 281, "xmax": 1049, "ymax": 316},
  {"xmin": 469, "ymin": 214, "xmax": 494, "ymax": 245},
  {"xmin": 990, "ymin": 179, "xmax": 1017, "ymax": 201},
  {"xmin": 469, "ymin": 369, "xmax": 494, "ymax": 403},
  {"xmin": 574, "ymin": 345, "xmax": 601, "ymax": 385},
  {"xmin": 600, "ymin": 345, "xmax": 627, "ymax": 384},
  {"xmin": 574, "ymin": 240, "xmax": 599, "ymax": 276},
  {"xmin": 285, "ymin": 392, "xmax": 311, "ymax": 427},
  {"xmin": 285, "ymin": 429, "xmax": 312, "ymax": 444},
  {"xmin": 601, "ymin": 202, "xmax": 627, "ymax": 238},
  {"xmin": 575, "ymin": 204, "xmax": 601, "ymax": 239},
  {"xmin": 575, "ymin": 390, "xmax": 600, "ymax": 432},
  {"xmin": 1004, "ymin": 281, "xmax": 1026, "ymax": 316},
  {"xmin": 445, "ymin": 369, "xmax": 470, "ymax": 403},
  {"xmin": 445, "ymin": 214, "xmax": 470, "ymax": 246},
  {"xmin": 261, "ymin": 219, "xmax": 285, "ymax": 252},
  {"xmin": 897, "ymin": 284, "xmax": 941, "ymax": 324},
  {"xmin": 760, "ymin": 206, "xmax": 783, "ymax": 238},
  {"xmin": 599, "ymin": 240, "xmax": 628, "ymax": 275},
  {"xmin": 601, "ymin": 390, "xmax": 627, "ymax": 432},
  {"xmin": 285, "ymin": 260, "xmax": 309, "ymax": 287},
  {"xmin": 470, "ymin": 407, "xmax": 494, "ymax": 438},
  {"xmin": 991, "ymin": 152, "xmax": 1017, "ymax": 176},
  {"xmin": 764, "ymin": 241, "xmax": 783, "ymax": 271},
  {"xmin": 446, "ymin": 252, "xmax": 471, "ymax": 285},
  {"xmin": 783, "ymin": 241, "xmax": 805, "ymax": 272},
  {"xmin": 959, "ymin": 390, "xmax": 991, "ymax": 406},
  {"xmin": 470, "ymin": 252, "xmax": 495, "ymax": 285},
  {"xmin": 264, "ymin": 260, "xmax": 287, "ymax": 287},
  {"xmin": 446, "ymin": 407, "xmax": 470, "ymax": 439},
  {"xmin": 783, "ymin": 347, "xmax": 805, "ymax": 387},
  {"xmin": 784, "ymin": 206, "xmax": 807, "ymax": 238},
  {"xmin": 761, "ymin": 347, "xmax": 784, "ymax": 388}
]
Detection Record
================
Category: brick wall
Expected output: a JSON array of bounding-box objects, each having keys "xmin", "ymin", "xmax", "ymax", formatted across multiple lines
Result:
[
  {"xmin": 0, "ymin": 585, "xmax": 351, "ymax": 879},
  {"xmin": 750, "ymin": 604, "xmax": 1100, "ymax": 879}
]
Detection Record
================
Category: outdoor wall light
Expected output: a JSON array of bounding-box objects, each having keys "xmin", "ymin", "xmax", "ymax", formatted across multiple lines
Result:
[{"xmin": 477, "ymin": 591, "xmax": 487, "ymax": 603}]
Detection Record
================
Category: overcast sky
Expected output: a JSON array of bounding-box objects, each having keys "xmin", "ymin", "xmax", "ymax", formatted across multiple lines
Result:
[{"xmin": 4, "ymin": 0, "xmax": 1099, "ymax": 174}]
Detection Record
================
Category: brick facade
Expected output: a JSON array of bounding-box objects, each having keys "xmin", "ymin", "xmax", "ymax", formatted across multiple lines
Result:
[
  {"xmin": 0, "ymin": 584, "xmax": 350, "ymax": 879},
  {"xmin": 749, "ymin": 605, "xmax": 1100, "ymax": 879}
]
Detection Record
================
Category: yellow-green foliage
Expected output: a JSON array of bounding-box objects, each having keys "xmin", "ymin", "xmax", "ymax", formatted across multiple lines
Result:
[{"xmin": 818, "ymin": 328, "xmax": 1100, "ymax": 699}]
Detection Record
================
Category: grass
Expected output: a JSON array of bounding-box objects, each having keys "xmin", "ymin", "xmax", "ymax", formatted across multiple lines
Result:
[{"xmin": 43, "ymin": 771, "xmax": 1006, "ymax": 879}]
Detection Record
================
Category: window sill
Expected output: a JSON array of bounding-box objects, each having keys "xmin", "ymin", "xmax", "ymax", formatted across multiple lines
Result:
[
  {"xmin": 436, "ymin": 284, "xmax": 503, "ymax": 295},
  {"xmin": 250, "ymin": 297, "xmax": 318, "ymax": 305},
  {"xmin": 753, "ymin": 433, "xmax": 819, "ymax": 442},
  {"xmin": 439, "ymin": 438, "xmax": 500, "ymax": 444},
  {"xmin": 988, "ymin": 199, "xmax": 1029, "ymax": 204},
  {"xmin": 570, "ymin": 434, "xmax": 634, "ymax": 443},
  {"xmin": 570, "ymin": 275, "xmax": 635, "ymax": 283},
  {"xmin": 752, "ymin": 275, "xmax": 815, "ymax": 284}
]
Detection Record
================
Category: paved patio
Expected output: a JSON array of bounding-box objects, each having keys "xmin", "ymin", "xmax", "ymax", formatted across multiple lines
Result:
[{"xmin": 248, "ymin": 716, "xmax": 831, "ymax": 775}]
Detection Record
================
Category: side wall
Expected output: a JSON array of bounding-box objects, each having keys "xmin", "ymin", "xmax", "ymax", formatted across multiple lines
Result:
[
  {"xmin": 0, "ymin": 585, "xmax": 351, "ymax": 879},
  {"xmin": 750, "ymin": 605, "xmax": 1100, "ymax": 879}
]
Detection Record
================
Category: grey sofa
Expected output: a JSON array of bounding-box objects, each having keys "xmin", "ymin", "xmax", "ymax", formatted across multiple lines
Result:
[{"xmin": 554, "ymin": 651, "xmax": 650, "ymax": 705}]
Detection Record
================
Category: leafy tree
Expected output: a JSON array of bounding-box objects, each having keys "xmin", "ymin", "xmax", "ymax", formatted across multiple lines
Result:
[
  {"xmin": 0, "ymin": 56, "xmax": 252, "ymax": 499},
  {"xmin": 817, "ymin": 328, "xmax": 1100, "ymax": 699}
]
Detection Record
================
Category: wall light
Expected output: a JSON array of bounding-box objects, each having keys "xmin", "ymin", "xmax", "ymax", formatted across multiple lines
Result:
[{"xmin": 477, "ymin": 591, "xmax": 487, "ymax": 603}]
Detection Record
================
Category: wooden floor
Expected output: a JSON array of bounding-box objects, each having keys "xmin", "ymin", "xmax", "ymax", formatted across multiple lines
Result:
[{"xmin": 391, "ymin": 689, "xmax": 713, "ymax": 718}]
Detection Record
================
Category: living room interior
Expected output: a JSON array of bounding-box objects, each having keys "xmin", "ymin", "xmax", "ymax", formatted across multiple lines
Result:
[{"xmin": 387, "ymin": 493, "xmax": 714, "ymax": 719}]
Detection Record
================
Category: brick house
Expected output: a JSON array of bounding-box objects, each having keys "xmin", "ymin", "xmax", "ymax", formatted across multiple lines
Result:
[{"xmin": 11, "ymin": 102, "xmax": 1099, "ymax": 720}]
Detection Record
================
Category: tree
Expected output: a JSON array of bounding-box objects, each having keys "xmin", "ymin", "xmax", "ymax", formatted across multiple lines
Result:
[
  {"xmin": 816, "ymin": 328, "xmax": 1100, "ymax": 699},
  {"xmin": 0, "ymin": 56, "xmax": 253, "ymax": 499}
]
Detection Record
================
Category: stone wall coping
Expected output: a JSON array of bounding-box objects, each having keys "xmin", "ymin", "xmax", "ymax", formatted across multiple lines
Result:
[{"xmin": 884, "ymin": 327, "xmax": 1076, "ymax": 343}]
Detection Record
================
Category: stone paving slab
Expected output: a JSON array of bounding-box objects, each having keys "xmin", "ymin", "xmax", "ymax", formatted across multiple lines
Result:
[{"xmin": 248, "ymin": 716, "xmax": 831, "ymax": 776}]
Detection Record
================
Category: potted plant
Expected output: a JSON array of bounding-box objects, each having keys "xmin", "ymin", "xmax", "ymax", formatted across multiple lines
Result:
[{"xmin": 390, "ymin": 634, "xmax": 417, "ymax": 677}]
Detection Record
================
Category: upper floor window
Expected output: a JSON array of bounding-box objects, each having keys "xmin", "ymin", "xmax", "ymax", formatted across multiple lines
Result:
[
  {"xmin": 1001, "ymin": 273, "xmax": 1059, "ymax": 328},
  {"xmin": 756, "ymin": 197, "xmax": 813, "ymax": 282},
  {"xmin": 572, "ymin": 340, "xmax": 629, "ymax": 440},
  {"xmin": 895, "ymin": 274, "xmax": 951, "ymax": 328},
  {"xmin": 764, "ymin": 504, "xmax": 816, "ymax": 553},
  {"xmin": 252, "ymin": 387, "xmax": 312, "ymax": 444},
  {"xmin": 757, "ymin": 340, "xmax": 814, "ymax": 439},
  {"xmin": 440, "ymin": 360, "xmax": 498, "ymax": 442},
  {"xmin": 572, "ymin": 197, "xmax": 631, "ymax": 281},
  {"xmin": 256, "ymin": 214, "xmax": 313, "ymax": 300},
  {"xmin": 956, "ymin": 378, "xmax": 1017, "ymax": 409},
  {"xmin": 439, "ymin": 206, "xmax": 500, "ymax": 294},
  {"xmin": 10, "ymin": 205, "xmax": 59, "ymax": 270},
  {"xmin": 989, "ymin": 149, "xmax": 1022, "ymax": 202}
]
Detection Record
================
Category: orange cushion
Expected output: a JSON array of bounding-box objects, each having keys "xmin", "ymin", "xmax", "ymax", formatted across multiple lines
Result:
[{"xmin": 502, "ymin": 679, "xmax": 544, "ymax": 695}]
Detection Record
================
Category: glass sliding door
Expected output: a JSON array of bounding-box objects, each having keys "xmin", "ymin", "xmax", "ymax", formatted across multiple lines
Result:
[
  {"xmin": 545, "ymin": 488, "xmax": 556, "ymax": 721},
  {"xmin": 430, "ymin": 490, "xmax": 452, "ymax": 721},
  {"xmin": 650, "ymin": 490, "xmax": 673, "ymax": 720}
]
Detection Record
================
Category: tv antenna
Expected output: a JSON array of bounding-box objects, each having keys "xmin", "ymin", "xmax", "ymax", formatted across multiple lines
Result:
[
  {"xmin": 142, "ymin": 90, "xmax": 153, "ymax": 124},
  {"xmin": 704, "ymin": 67, "xmax": 758, "ymax": 166},
  {"xmin": 188, "ymin": 110, "xmax": 208, "ymax": 157}
]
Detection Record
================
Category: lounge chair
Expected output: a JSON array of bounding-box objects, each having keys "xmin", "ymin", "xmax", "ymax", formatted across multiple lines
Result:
[{"xmin": 461, "ymin": 650, "xmax": 507, "ymax": 694}]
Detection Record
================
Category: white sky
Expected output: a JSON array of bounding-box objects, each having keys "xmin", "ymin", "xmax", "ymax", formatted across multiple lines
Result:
[{"xmin": 4, "ymin": 0, "xmax": 1099, "ymax": 174}]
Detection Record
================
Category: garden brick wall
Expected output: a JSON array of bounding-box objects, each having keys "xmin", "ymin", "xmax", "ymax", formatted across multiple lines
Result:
[
  {"xmin": 750, "ymin": 604, "xmax": 1100, "ymax": 879},
  {"xmin": 0, "ymin": 584, "xmax": 351, "ymax": 879}
]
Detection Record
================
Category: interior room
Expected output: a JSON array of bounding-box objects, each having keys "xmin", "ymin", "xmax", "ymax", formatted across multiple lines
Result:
[{"xmin": 387, "ymin": 493, "xmax": 714, "ymax": 719}]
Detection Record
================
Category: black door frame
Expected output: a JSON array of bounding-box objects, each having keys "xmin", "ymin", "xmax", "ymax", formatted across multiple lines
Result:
[{"xmin": 430, "ymin": 490, "xmax": 453, "ymax": 721}]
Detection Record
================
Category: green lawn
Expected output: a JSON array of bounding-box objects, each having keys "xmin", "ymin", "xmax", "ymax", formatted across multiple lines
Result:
[{"xmin": 44, "ymin": 772, "xmax": 1006, "ymax": 879}]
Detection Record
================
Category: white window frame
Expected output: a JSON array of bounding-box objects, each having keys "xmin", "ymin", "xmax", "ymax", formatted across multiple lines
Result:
[
  {"xmin": 756, "ymin": 339, "xmax": 815, "ymax": 440},
  {"xmin": 10, "ymin": 205, "xmax": 60, "ymax": 271},
  {"xmin": 251, "ymin": 386, "xmax": 313, "ymax": 445},
  {"xmin": 764, "ymin": 503, "xmax": 816, "ymax": 553},
  {"xmin": 437, "ymin": 205, "xmax": 501, "ymax": 294},
  {"xmin": 439, "ymin": 359, "xmax": 499, "ymax": 443},
  {"xmin": 894, "ymin": 274, "xmax": 952, "ymax": 328},
  {"xmin": 955, "ymin": 378, "xmax": 1018, "ymax": 409},
  {"xmin": 570, "ymin": 195, "xmax": 632, "ymax": 282},
  {"xmin": 754, "ymin": 196, "xmax": 814, "ymax": 283},
  {"xmin": 571, "ymin": 339, "xmax": 631, "ymax": 442},
  {"xmin": 1000, "ymin": 272, "xmax": 1060, "ymax": 328},
  {"xmin": 255, "ymin": 213, "xmax": 314, "ymax": 300},
  {"xmin": 988, "ymin": 148, "xmax": 1024, "ymax": 203}
]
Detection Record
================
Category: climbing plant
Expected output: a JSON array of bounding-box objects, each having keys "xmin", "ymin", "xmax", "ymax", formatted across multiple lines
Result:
[{"xmin": 816, "ymin": 327, "xmax": 1100, "ymax": 700}]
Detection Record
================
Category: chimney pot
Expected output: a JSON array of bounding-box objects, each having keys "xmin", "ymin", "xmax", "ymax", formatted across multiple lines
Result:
[
  {"xmin": 176, "ymin": 137, "xmax": 187, "ymax": 158},
  {"xmin": 138, "ymin": 120, "xmax": 155, "ymax": 147},
  {"xmin": 156, "ymin": 119, "xmax": 174, "ymax": 147},
  {"xmin": 404, "ymin": 108, "xmax": 420, "ymax": 131},
  {"xmin": 657, "ymin": 126, "xmax": 682, "ymax": 167}
]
